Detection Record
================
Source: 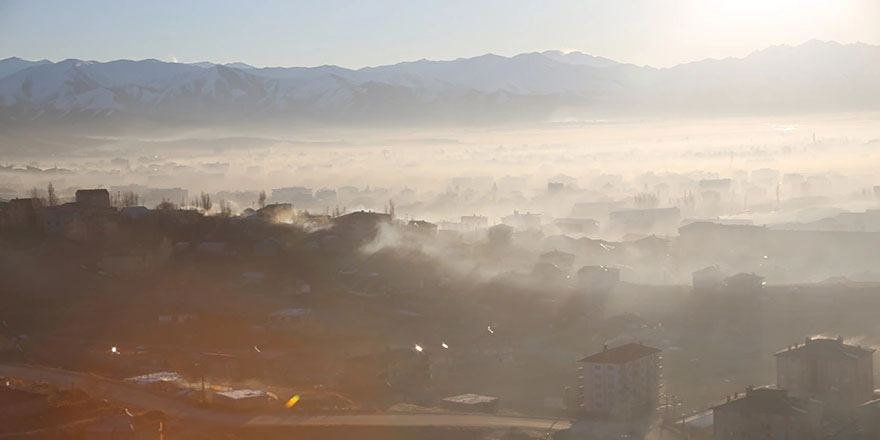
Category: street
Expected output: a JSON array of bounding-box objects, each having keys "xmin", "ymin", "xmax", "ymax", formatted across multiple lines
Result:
[{"xmin": 0, "ymin": 363, "xmax": 571, "ymax": 431}]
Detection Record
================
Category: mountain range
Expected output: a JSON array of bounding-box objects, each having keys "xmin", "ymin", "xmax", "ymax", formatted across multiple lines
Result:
[{"xmin": 1, "ymin": 40, "xmax": 879, "ymax": 127}]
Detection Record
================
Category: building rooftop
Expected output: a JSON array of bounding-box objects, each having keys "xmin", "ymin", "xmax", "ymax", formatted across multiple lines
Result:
[
  {"xmin": 215, "ymin": 389, "xmax": 268, "ymax": 400},
  {"xmin": 712, "ymin": 388, "xmax": 809, "ymax": 416},
  {"xmin": 408, "ymin": 220, "xmax": 437, "ymax": 228},
  {"xmin": 125, "ymin": 371, "xmax": 183, "ymax": 385},
  {"xmin": 334, "ymin": 211, "xmax": 391, "ymax": 221},
  {"xmin": 680, "ymin": 409, "xmax": 714, "ymax": 429},
  {"xmin": 442, "ymin": 393, "xmax": 499, "ymax": 405},
  {"xmin": 577, "ymin": 265, "xmax": 620, "ymax": 274},
  {"xmin": 693, "ymin": 266, "xmax": 723, "ymax": 276},
  {"xmin": 540, "ymin": 250, "xmax": 575, "ymax": 258},
  {"xmin": 724, "ymin": 272, "xmax": 764, "ymax": 283},
  {"xmin": 579, "ymin": 342, "xmax": 660, "ymax": 364},
  {"xmin": 75, "ymin": 189, "xmax": 109, "ymax": 195},
  {"xmin": 775, "ymin": 337, "xmax": 874, "ymax": 360}
]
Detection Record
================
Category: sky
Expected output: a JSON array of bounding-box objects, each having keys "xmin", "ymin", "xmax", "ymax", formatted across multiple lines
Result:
[{"xmin": 1, "ymin": 0, "xmax": 879, "ymax": 68}]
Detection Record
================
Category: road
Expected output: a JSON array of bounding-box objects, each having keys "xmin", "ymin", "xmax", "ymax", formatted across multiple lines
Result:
[{"xmin": 0, "ymin": 364, "xmax": 570, "ymax": 431}]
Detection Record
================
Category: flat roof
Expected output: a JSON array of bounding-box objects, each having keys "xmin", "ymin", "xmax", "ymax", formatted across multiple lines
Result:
[
  {"xmin": 125, "ymin": 372, "xmax": 183, "ymax": 385},
  {"xmin": 775, "ymin": 337, "xmax": 874, "ymax": 360},
  {"xmin": 215, "ymin": 389, "xmax": 267, "ymax": 400},
  {"xmin": 579, "ymin": 342, "xmax": 660, "ymax": 364},
  {"xmin": 442, "ymin": 393, "xmax": 499, "ymax": 405},
  {"xmin": 711, "ymin": 388, "xmax": 808, "ymax": 416}
]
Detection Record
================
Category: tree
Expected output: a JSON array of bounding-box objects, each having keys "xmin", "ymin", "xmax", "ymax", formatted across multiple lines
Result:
[
  {"xmin": 112, "ymin": 191, "xmax": 140, "ymax": 208},
  {"xmin": 29, "ymin": 187, "xmax": 46, "ymax": 205},
  {"xmin": 634, "ymin": 192, "xmax": 659, "ymax": 209},
  {"xmin": 219, "ymin": 199, "xmax": 232, "ymax": 217},
  {"xmin": 156, "ymin": 199, "xmax": 176, "ymax": 210},
  {"xmin": 198, "ymin": 192, "xmax": 213, "ymax": 212},
  {"xmin": 258, "ymin": 190, "xmax": 267, "ymax": 209},
  {"xmin": 47, "ymin": 182, "xmax": 58, "ymax": 206},
  {"xmin": 123, "ymin": 191, "xmax": 139, "ymax": 208}
]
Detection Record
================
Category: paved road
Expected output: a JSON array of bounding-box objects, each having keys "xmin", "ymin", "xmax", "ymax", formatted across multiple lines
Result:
[{"xmin": 0, "ymin": 364, "xmax": 570, "ymax": 431}]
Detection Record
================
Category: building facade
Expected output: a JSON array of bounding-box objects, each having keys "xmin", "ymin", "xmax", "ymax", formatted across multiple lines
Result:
[
  {"xmin": 775, "ymin": 336, "xmax": 874, "ymax": 410},
  {"xmin": 75, "ymin": 188, "xmax": 111, "ymax": 208},
  {"xmin": 579, "ymin": 342, "xmax": 661, "ymax": 418},
  {"xmin": 712, "ymin": 388, "xmax": 822, "ymax": 440}
]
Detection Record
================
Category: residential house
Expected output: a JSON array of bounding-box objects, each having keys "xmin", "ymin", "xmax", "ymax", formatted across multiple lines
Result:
[
  {"xmin": 256, "ymin": 203, "xmax": 295, "ymax": 223},
  {"xmin": 723, "ymin": 273, "xmax": 764, "ymax": 294},
  {"xmin": 501, "ymin": 210, "xmax": 541, "ymax": 231},
  {"xmin": 693, "ymin": 266, "xmax": 725, "ymax": 292},
  {"xmin": 553, "ymin": 218, "xmax": 599, "ymax": 236},
  {"xmin": 75, "ymin": 188, "xmax": 111, "ymax": 208},
  {"xmin": 407, "ymin": 219, "xmax": 438, "ymax": 235},
  {"xmin": 460, "ymin": 215, "xmax": 488, "ymax": 231},
  {"xmin": 577, "ymin": 265, "xmax": 621, "ymax": 292},
  {"xmin": 213, "ymin": 389, "xmax": 270, "ymax": 411},
  {"xmin": 331, "ymin": 210, "xmax": 392, "ymax": 243},
  {"xmin": 608, "ymin": 207, "xmax": 680, "ymax": 236},
  {"xmin": 539, "ymin": 250, "xmax": 576, "ymax": 272}
]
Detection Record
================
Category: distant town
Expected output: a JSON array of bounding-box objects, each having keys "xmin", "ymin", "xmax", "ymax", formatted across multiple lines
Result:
[{"xmin": 1, "ymin": 175, "xmax": 879, "ymax": 439}]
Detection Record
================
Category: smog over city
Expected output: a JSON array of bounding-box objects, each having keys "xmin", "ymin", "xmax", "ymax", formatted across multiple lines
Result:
[{"xmin": 1, "ymin": 1, "xmax": 880, "ymax": 439}]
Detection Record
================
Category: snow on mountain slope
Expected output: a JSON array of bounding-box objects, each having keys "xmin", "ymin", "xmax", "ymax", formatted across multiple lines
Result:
[
  {"xmin": 2, "ymin": 41, "xmax": 879, "ymax": 125},
  {"xmin": 541, "ymin": 50, "xmax": 620, "ymax": 68}
]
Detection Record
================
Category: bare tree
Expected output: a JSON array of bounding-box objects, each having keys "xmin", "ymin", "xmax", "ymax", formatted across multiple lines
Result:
[
  {"xmin": 47, "ymin": 182, "xmax": 58, "ymax": 206},
  {"xmin": 112, "ymin": 190, "xmax": 140, "ymax": 208},
  {"xmin": 29, "ymin": 187, "xmax": 47, "ymax": 205},
  {"xmin": 258, "ymin": 190, "xmax": 267, "ymax": 208},
  {"xmin": 634, "ymin": 192, "xmax": 659, "ymax": 209},
  {"xmin": 199, "ymin": 192, "xmax": 213, "ymax": 212},
  {"xmin": 219, "ymin": 199, "xmax": 232, "ymax": 217},
  {"xmin": 122, "ymin": 191, "xmax": 139, "ymax": 208}
]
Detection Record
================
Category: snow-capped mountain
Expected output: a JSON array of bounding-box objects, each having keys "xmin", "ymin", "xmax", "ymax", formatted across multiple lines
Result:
[
  {"xmin": 1, "ymin": 40, "xmax": 878, "ymax": 126},
  {"xmin": 540, "ymin": 50, "xmax": 620, "ymax": 68}
]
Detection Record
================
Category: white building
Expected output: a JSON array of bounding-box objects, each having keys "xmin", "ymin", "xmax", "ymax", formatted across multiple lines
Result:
[{"xmin": 579, "ymin": 342, "xmax": 661, "ymax": 418}]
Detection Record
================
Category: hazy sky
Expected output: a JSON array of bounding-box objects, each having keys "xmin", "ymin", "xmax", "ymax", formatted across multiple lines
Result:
[{"xmin": 1, "ymin": 0, "xmax": 878, "ymax": 68}]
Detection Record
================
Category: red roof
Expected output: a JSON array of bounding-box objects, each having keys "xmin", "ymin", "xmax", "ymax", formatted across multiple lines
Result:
[{"xmin": 578, "ymin": 343, "xmax": 660, "ymax": 364}]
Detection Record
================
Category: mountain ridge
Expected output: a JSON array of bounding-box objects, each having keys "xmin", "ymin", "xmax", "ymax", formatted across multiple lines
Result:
[{"xmin": 2, "ymin": 40, "xmax": 879, "ymax": 126}]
